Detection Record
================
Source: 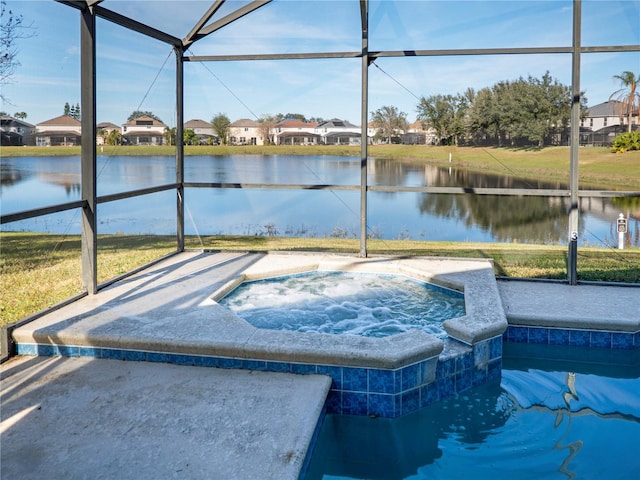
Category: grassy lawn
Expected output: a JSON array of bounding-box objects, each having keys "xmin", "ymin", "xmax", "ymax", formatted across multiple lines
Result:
[
  {"xmin": 2, "ymin": 144, "xmax": 639, "ymax": 190},
  {"xmin": 1, "ymin": 232, "xmax": 638, "ymax": 327}
]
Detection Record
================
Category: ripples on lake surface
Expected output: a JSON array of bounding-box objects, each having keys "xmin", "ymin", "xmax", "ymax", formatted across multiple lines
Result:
[{"xmin": 218, "ymin": 271, "xmax": 465, "ymax": 338}]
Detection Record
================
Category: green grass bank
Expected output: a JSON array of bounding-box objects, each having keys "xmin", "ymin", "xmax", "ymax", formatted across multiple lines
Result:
[{"xmin": 1, "ymin": 232, "xmax": 638, "ymax": 326}]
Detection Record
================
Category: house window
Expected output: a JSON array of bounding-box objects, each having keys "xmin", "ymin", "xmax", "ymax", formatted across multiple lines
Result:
[
  {"xmin": 603, "ymin": 117, "xmax": 607, "ymax": 126},
  {"xmin": 589, "ymin": 118, "xmax": 593, "ymax": 127}
]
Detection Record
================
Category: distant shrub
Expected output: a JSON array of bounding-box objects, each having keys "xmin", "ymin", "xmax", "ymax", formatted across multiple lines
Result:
[{"xmin": 611, "ymin": 131, "xmax": 640, "ymax": 153}]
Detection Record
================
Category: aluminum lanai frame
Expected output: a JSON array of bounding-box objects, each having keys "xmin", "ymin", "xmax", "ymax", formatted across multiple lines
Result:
[{"xmin": 18, "ymin": 0, "xmax": 640, "ymax": 295}]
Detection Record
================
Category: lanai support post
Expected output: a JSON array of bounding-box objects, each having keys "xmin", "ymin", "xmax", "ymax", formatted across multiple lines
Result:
[
  {"xmin": 359, "ymin": 0, "xmax": 369, "ymax": 257},
  {"xmin": 80, "ymin": 4, "xmax": 98, "ymax": 294},
  {"xmin": 568, "ymin": 0, "xmax": 582, "ymax": 285},
  {"xmin": 175, "ymin": 45, "xmax": 185, "ymax": 251}
]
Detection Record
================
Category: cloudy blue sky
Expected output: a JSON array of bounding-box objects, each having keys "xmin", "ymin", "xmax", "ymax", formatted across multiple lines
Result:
[{"xmin": 2, "ymin": 0, "xmax": 638, "ymax": 127}]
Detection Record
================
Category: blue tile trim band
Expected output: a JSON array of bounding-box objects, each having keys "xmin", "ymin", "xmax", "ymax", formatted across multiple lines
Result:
[
  {"xmin": 15, "ymin": 336, "xmax": 504, "ymax": 419},
  {"xmin": 503, "ymin": 325, "xmax": 639, "ymax": 350}
]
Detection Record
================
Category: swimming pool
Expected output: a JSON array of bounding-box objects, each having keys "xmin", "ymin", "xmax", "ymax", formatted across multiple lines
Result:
[
  {"xmin": 304, "ymin": 343, "xmax": 640, "ymax": 479},
  {"xmin": 218, "ymin": 271, "xmax": 465, "ymax": 338}
]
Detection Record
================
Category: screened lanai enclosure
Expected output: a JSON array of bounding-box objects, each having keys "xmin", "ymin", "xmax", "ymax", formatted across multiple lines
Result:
[{"xmin": 1, "ymin": 1, "xmax": 639, "ymax": 326}]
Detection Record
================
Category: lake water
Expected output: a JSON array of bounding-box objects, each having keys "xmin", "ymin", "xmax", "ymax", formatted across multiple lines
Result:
[{"xmin": 1, "ymin": 155, "xmax": 637, "ymax": 247}]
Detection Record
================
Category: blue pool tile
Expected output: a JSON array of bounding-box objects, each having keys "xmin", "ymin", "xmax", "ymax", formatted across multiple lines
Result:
[
  {"xmin": 324, "ymin": 390, "xmax": 342, "ymax": 415},
  {"xmin": 420, "ymin": 383, "xmax": 438, "ymax": 407},
  {"xmin": 368, "ymin": 394, "xmax": 396, "ymax": 418},
  {"xmin": 147, "ymin": 352, "xmax": 170, "ymax": 363},
  {"xmin": 528, "ymin": 328, "xmax": 550, "ymax": 345},
  {"xmin": 401, "ymin": 389, "xmax": 420, "ymax": 416},
  {"xmin": 291, "ymin": 363, "xmax": 317, "ymax": 375},
  {"xmin": 489, "ymin": 336, "xmax": 502, "ymax": 359},
  {"xmin": 474, "ymin": 341, "xmax": 489, "ymax": 366},
  {"xmin": 317, "ymin": 365, "xmax": 343, "ymax": 390},
  {"xmin": 455, "ymin": 352, "xmax": 474, "ymax": 372},
  {"xmin": 58, "ymin": 345, "xmax": 79, "ymax": 357},
  {"xmin": 343, "ymin": 367, "xmax": 368, "ymax": 392},
  {"xmin": 549, "ymin": 329, "xmax": 570, "ymax": 346},
  {"xmin": 123, "ymin": 350, "xmax": 147, "ymax": 362},
  {"xmin": 218, "ymin": 357, "xmax": 242, "ymax": 369},
  {"xmin": 401, "ymin": 363, "xmax": 419, "ymax": 391},
  {"xmin": 368, "ymin": 369, "xmax": 396, "ymax": 394},
  {"xmin": 192, "ymin": 356, "xmax": 219, "ymax": 368},
  {"xmin": 472, "ymin": 365, "xmax": 488, "ymax": 387},
  {"xmin": 342, "ymin": 392, "xmax": 367, "ymax": 416},
  {"xmin": 264, "ymin": 361, "xmax": 290, "ymax": 373},
  {"xmin": 634, "ymin": 332, "xmax": 640, "ymax": 348},
  {"xmin": 455, "ymin": 370, "xmax": 472, "ymax": 393},
  {"xmin": 509, "ymin": 326, "xmax": 529, "ymax": 343},
  {"xmin": 101, "ymin": 348, "xmax": 123, "ymax": 360},
  {"xmin": 243, "ymin": 359, "xmax": 267, "ymax": 371},
  {"xmin": 79, "ymin": 346, "xmax": 100, "ymax": 358},
  {"xmin": 170, "ymin": 354, "xmax": 195, "ymax": 366},
  {"xmin": 37, "ymin": 344, "xmax": 60, "ymax": 356},
  {"xmin": 488, "ymin": 359, "xmax": 502, "ymax": 382},
  {"xmin": 437, "ymin": 376, "xmax": 455, "ymax": 399},
  {"xmin": 590, "ymin": 331, "xmax": 612, "ymax": 349},
  {"xmin": 569, "ymin": 330, "xmax": 591, "ymax": 347},
  {"xmin": 16, "ymin": 344, "xmax": 37, "ymax": 355},
  {"xmin": 436, "ymin": 358, "xmax": 455, "ymax": 379},
  {"xmin": 418, "ymin": 360, "xmax": 437, "ymax": 386},
  {"xmin": 612, "ymin": 332, "xmax": 634, "ymax": 350}
]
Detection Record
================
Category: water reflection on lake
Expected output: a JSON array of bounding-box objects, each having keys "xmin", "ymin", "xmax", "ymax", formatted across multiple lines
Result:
[{"xmin": 1, "ymin": 155, "xmax": 637, "ymax": 247}]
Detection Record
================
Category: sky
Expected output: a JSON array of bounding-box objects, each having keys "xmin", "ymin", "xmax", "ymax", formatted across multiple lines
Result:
[{"xmin": 1, "ymin": 0, "xmax": 638, "ymax": 128}]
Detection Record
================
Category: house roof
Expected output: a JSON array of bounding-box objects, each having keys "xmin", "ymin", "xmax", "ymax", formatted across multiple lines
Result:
[
  {"xmin": 230, "ymin": 118, "xmax": 261, "ymax": 127},
  {"xmin": 0, "ymin": 115, "xmax": 35, "ymax": 128},
  {"xmin": 123, "ymin": 115, "xmax": 167, "ymax": 127},
  {"xmin": 276, "ymin": 119, "xmax": 318, "ymax": 128},
  {"xmin": 585, "ymin": 101, "xmax": 627, "ymax": 117},
  {"xmin": 184, "ymin": 119, "xmax": 211, "ymax": 128},
  {"xmin": 316, "ymin": 118, "xmax": 359, "ymax": 129},
  {"xmin": 37, "ymin": 114, "xmax": 81, "ymax": 127},
  {"xmin": 277, "ymin": 131, "xmax": 320, "ymax": 138},
  {"xmin": 35, "ymin": 130, "xmax": 82, "ymax": 137},
  {"xmin": 97, "ymin": 122, "xmax": 120, "ymax": 129}
]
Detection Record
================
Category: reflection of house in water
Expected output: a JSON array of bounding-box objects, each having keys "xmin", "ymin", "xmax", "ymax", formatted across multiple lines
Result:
[{"xmin": 36, "ymin": 172, "xmax": 81, "ymax": 196}]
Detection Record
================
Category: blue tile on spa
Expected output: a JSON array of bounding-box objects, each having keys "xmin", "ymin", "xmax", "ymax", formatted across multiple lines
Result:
[
  {"xmin": 455, "ymin": 370, "xmax": 472, "ymax": 393},
  {"xmin": 368, "ymin": 394, "xmax": 396, "ymax": 418},
  {"xmin": 147, "ymin": 352, "xmax": 171, "ymax": 363},
  {"xmin": 324, "ymin": 390, "xmax": 342, "ymax": 414},
  {"xmin": 418, "ymin": 360, "xmax": 436, "ymax": 386},
  {"xmin": 192, "ymin": 356, "xmax": 219, "ymax": 368},
  {"xmin": 528, "ymin": 328, "xmax": 549, "ymax": 345},
  {"xmin": 401, "ymin": 363, "xmax": 419, "ymax": 391},
  {"xmin": 612, "ymin": 333, "xmax": 634, "ymax": 350},
  {"xmin": 57, "ymin": 345, "xmax": 79, "ymax": 357},
  {"xmin": 243, "ymin": 359, "xmax": 267, "ymax": 371},
  {"xmin": 401, "ymin": 389, "xmax": 420, "ymax": 416},
  {"xmin": 17, "ymin": 344, "xmax": 38, "ymax": 356},
  {"xmin": 79, "ymin": 346, "xmax": 100, "ymax": 358},
  {"xmin": 37, "ymin": 344, "xmax": 59, "ymax": 356},
  {"xmin": 489, "ymin": 337, "xmax": 503, "ymax": 358},
  {"xmin": 169, "ymin": 354, "xmax": 194, "ymax": 366},
  {"xmin": 590, "ymin": 331, "xmax": 612, "ymax": 349},
  {"xmin": 265, "ymin": 361, "xmax": 290, "ymax": 373},
  {"xmin": 343, "ymin": 367, "xmax": 368, "ymax": 392},
  {"xmin": 317, "ymin": 365, "xmax": 343, "ymax": 390},
  {"xmin": 473, "ymin": 341, "xmax": 489, "ymax": 366},
  {"xmin": 291, "ymin": 363, "xmax": 317, "ymax": 375},
  {"xmin": 569, "ymin": 330, "xmax": 591, "ymax": 347},
  {"xmin": 420, "ymin": 383, "xmax": 438, "ymax": 407},
  {"xmin": 549, "ymin": 329, "xmax": 570, "ymax": 346},
  {"xmin": 368, "ymin": 369, "xmax": 396, "ymax": 394},
  {"xmin": 436, "ymin": 358, "xmax": 454, "ymax": 379},
  {"xmin": 437, "ymin": 376, "xmax": 455, "ymax": 400},
  {"xmin": 123, "ymin": 350, "xmax": 147, "ymax": 362},
  {"xmin": 101, "ymin": 348, "xmax": 123, "ymax": 360},
  {"xmin": 472, "ymin": 365, "xmax": 488, "ymax": 387},
  {"xmin": 510, "ymin": 326, "xmax": 529, "ymax": 343},
  {"xmin": 488, "ymin": 359, "xmax": 502, "ymax": 382},
  {"xmin": 218, "ymin": 357, "xmax": 242, "ymax": 369},
  {"xmin": 342, "ymin": 392, "xmax": 367, "ymax": 416},
  {"xmin": 455, "ymin": 352, "xmax": 474, "ymax": 372}
]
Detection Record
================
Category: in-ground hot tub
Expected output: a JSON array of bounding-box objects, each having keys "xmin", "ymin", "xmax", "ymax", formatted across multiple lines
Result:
[{"xmin": 206, "ymin": 253, "xmax": 508, "ymax": 418}]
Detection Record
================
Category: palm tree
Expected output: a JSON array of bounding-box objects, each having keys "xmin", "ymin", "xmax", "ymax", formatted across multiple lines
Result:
[{"xmin": 609, "ymin": 71, "xmax": 640, "ymax": 133}]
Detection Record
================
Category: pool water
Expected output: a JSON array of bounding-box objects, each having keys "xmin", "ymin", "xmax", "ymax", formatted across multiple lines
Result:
[
  {"xmin": 304, "ymin": 344, "xmax": 640, "ymax": 479},
  {"xmin": 219, "ymin": 271, "xmax": 465, "ymax": 338}
]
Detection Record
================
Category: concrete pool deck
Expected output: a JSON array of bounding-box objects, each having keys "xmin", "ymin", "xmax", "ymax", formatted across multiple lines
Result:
[{"xmin": 2, "ymin": 251, "xmax": 639, "ymax": 478}]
